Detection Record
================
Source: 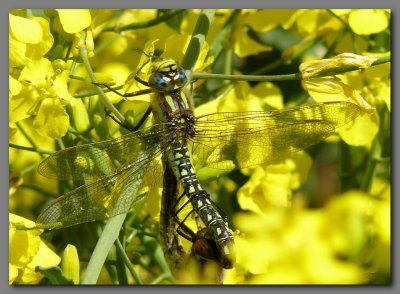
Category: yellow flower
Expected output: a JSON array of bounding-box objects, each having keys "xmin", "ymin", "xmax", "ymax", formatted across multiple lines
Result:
[
  {"xmin": 300, "ymin": 53, "xmax": 378, "ymax": 80},
  {"xmin": 233, "ymin": 10, "xmax": 298, "ymax": 57},
  {"xmin": 61, "ymin": 244, "xmax": 80, "ymax": 284},
  {"xmin": 56, "ymin": 9, "xmax": 91, "ymax": 34},
  {"xmin": 232, "ymin": 203, "xmax": 367, "ymax": 284},
  {"xmin": 299, "ymin": 55, "xmax": 381, "ymax": 149},
  {"xmin": 302, "ymin": 76, "xmax": 375, "ymax": 112},
  {"xmin": 10, "ymin": 57, "xmax": 76, "ymax": 139},
  {"xmin": 9, "ymin": 13, "xmax": 54, "ymax": 67},
  {"xmin": 237, "ymin": 151, "xmax": 312, "ymax": 214},
  {"xmin": 9, "ymin": 213, "xmax": 61, "ymax": 284}
]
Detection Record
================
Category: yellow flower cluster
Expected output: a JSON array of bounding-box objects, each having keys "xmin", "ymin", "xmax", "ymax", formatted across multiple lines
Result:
[{"xmin": 9, "ymin": 9, "xmax": 390, "ymax": 285}]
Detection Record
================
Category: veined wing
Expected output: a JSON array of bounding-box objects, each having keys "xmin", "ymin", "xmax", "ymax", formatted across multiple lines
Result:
[
  {"xmin": 36, "ymin": 142, "xmax": 164, "ymax": 229},
  {"xmin": 38, "ymin": 123, "xmax": 170, "ymax": 183},
  {"xmin": 191, "ymin": 102, "xmax": 362, "ymax": 170}
]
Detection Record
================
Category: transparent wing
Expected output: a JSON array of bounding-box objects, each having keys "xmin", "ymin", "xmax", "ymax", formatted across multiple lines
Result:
[
  {"xmin": 36, "ymin": 123, "xmax": 172, "ymax": 228},
  {"xmin": 38, "ymin": 123, "xmax": 169, "ymax": 183},
  {"xmin": 36, "ymin": 144, "xmax": 164, "ymax": 229},
  {"xmin": 191, "ymin": 102, "xmax": 362, "ymax": 170}
]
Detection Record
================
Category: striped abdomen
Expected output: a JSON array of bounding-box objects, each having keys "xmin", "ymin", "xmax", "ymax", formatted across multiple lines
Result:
[{"xmin": 168, "ymin": 143, "xmax": 235, "ymax": 269}]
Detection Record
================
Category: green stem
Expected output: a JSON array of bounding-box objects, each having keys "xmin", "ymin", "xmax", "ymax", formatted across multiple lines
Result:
[
  {"xmin": 114, "ymin": 236, "xmax": 128, "ymax": 285},
  {"xmin": 326, "ymin": 9, "xmax": 370, "ymax": 44},
  {"xmin": 209, "ymin": 9, "xmax": 240, "ymax": 58},
  {"xmin": 325, "ymin": 26, "xmax": 348, "ymax": 57},
  {"xmin": 339, "ymin": 139, "xmax": 354, "ymax": 191},
  {"xmin": 73, "ymin": 85, "xmax": 124, "ymax": 99},
  {"xmin": 69, "ymin": 74, "xmax": 87, "ymax": 82},
  {"xmin": 151, "ymin": 272, "xmax": 174, "ymax": 284},
  {"xmin": 351, "ymin": 32, "xmax": 361, "ymax": 54},
  {"xmin": 192, "ymin": 72, "xmax": 300, "ymax": 82},
  {"xmin": 9, "ymin": 144, "xmax": 54, "ymax": 155},
  {"xmin": 224, "ymin": 48, "xmax": 233, "ymax": 75},
  {"xmin": 93, "ymin": 33, "xmax": 122, "ymax": 56},
  {"xmin": 191, "ymin": 55, "xmax": 390, "ymax": 82},
  {"xmin": 115, "ymin": 239, "xmax": 143, "ymax": 284},
  {"xmin": 20, "ymin": 162, "xmax": 41, "ymax": 177},
  {"xmin": 79, "ymin": 46, "xmax": 128, "ymax": 125},
  {"xmin": 15, "ymin": 122, "xmax": 45, "ymax": 159},
  {"xmin": 81, "ymin": 214, "xmax": 127, "ymax": 284},
  {"xmin": 20, "ymin": 183, "xmax": 56, "ymax": 198},
  {"xmin": 104, "ymin": 10, "xmax": 185, "ymax": 32},
  {"xmin": 67, "ymin": 126, "xmax": 93, "ymax": 144},
  {"xmin": 56, "ymin": 138, "xmax": 65, "ymax": 150},
  {"xmin": 360, "ymin": 137, "xmax": 380, "ymax": 193},
  {"xmin": 360, "ymin": 103, "xmax": 387, "ymax": 192}
]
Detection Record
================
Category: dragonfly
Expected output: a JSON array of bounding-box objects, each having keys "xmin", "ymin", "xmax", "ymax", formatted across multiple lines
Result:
[{"xmin": 36, "ymin": 56, "xmax": 364, "ymax": 269}]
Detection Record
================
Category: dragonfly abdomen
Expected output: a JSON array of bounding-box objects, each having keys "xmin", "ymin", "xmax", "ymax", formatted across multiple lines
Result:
[{"xmin": 168, "ymin": 143, "xmax": 235, "ymax": 269}]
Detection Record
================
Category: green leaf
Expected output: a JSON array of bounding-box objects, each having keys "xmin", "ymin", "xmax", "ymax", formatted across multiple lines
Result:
[
  {"xmin": 197, "ymin": 161, "xmax": 235, "ymax": 182},
  {"xmin": 36, "ymin": 266, "xmax": 74, "ymax": 285},
  {"xmin": 247, "ymin": 26, "xmax": 301, "ymax": 51},
  {"xmin": 82, "ymin": 162, "xmax": 148, "ymax": 284}
]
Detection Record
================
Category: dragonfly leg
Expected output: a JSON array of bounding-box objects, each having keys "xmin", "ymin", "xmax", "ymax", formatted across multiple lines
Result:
[
  {"xmin": 133, "ymin": 56, "xmax": 152, "ymax": 87},
  {"xmin": 174, "ymin": 214, "xmax": 196, "ymax": 241},
  {"xmin": 93, "ymin": 82, "xmax": 153, "ymax": 98},
  {"xmin": 102, "ymin": 103, "xmax": 152, "ymax": 132},
  {"xmin": 173, "ymin": 191, "xmax": 192, "ymax": 216},
  {"xmin": 103, "ymin": 107, "xmax": 134, "ymax": 131}
]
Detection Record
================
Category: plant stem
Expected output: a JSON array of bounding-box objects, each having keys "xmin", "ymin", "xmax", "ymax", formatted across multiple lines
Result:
[
  {"xmin": 192, "ymin": 72, "xmax": 300, "ymax": 82},
  {"xmin": 79, "ymin": 46, "xmax": 131, "ymax": 128},
  {"xmin": 115, "ymin": 238, "xmax": 143, "ymax": 284},
  {"xmin": 9, "ymin": 144, "xmax": 53, "ymax": 155},
  {"xmin": 104, "ymin": 10, "xmax": 185, "ymax": 32},
  {"xmin": 191, "ymin": 55, "xmax": 390, "ymax": 82},
  {"xmin": 360, "ymin": 137, "xmax": 379, "ymax": 193},
  {"xmin": 15, "ymin": 122, "xmax": 47, "ymax": 159}
]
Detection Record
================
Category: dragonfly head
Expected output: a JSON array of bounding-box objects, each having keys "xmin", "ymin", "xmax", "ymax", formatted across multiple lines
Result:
[{"xmin": 148, "ymin": 59, "xmax": 188, "ymax": 92}]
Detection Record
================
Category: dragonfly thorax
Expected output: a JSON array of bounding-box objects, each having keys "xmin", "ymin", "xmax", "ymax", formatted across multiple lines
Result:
[{"xmin": 169, "ymin": 111, "xmax": 196, "ymax": 138}]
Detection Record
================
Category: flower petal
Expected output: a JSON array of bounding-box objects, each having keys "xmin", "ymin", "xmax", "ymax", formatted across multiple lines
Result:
[
  {"xmin": 349, "ymin": 10, "xmax": 389, "ymax": 35},
  {"xmin": 33, "ymin": 98, "xmax": 69, "ymax": 139},
  {"xmin": 57, "ymin": 9, "xmax": 91, "ymax": 34},
  {"xmin": 9, "ymin": 14, "xmax": 42, "ymax": 44}
]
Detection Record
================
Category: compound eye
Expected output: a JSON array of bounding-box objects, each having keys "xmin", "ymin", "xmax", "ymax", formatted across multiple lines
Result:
[
  {"xmin": 174, "ymin": 69, "xmax": 188, "ymax": 88},
  {"xmin": 149, "ymin": 72, "xmax": 174, "ymax": 92}
]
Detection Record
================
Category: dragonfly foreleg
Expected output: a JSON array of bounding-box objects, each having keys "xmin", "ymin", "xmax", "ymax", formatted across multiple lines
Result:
[{"xmin": 93, "ymin": 82, "xmax": 153, "ymax": 97}]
